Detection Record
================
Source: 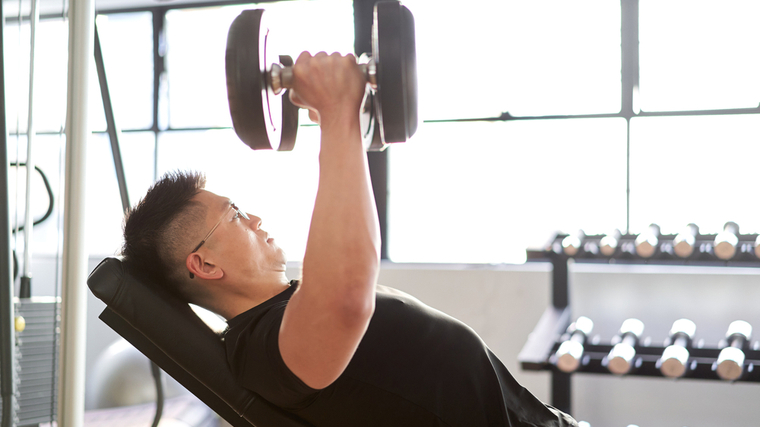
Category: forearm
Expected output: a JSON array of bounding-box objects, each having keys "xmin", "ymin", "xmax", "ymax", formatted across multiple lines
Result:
[
  {"xmin": 278, "ymin": 52, "xmax": 380, "ymax": 389},
  {"xmin": 301, "ymin": 114, "xmax": 380, "ymax": 308}
]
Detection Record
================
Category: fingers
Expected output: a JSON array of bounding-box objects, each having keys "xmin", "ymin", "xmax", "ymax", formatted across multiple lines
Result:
[{"xmin": 286, "ymin": 51, "xmax": 365, "ymax": 118}]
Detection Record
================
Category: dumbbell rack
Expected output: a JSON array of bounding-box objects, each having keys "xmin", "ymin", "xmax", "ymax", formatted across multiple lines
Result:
[{"xmin": 517, "ymin": 231, "xmax": 760, "ymax": 415}]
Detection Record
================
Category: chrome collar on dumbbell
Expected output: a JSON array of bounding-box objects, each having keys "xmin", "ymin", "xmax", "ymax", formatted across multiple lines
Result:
[{"xmin": 269, "ymin": 60, "xmax": 378, "ymax": 96}]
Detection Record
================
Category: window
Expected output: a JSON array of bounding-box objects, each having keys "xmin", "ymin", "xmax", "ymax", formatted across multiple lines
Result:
[
  {"xmin": 388, "ymin": 119, "xmax": 627, "ymax": 263},
  {"xmin": 13, "ymin": 0, "xmax": 760, "ymax": 263},
  {"xmin": 4, "ymin": 17, "xmax": 68, "ymax": 134},
  {"xmin": 639, "ymin": 0, "xmax": 760, "ymax": 112},
  {"xmin": 92, "ymin": 12, "xmax": 154, "ymax": 131},
  {"xmin": 629, "ymin": 115, "xmax": 760, "ymax": 235},
  {"xmin": 402, "ymin": 0, "xmax": 621, "ymax": 121},
  {"xmin": 387, "ymin": 0, "xmax": 760, "ymax": 263}
]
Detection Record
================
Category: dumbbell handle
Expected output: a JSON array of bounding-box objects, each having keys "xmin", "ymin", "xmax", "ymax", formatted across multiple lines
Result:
[
  {"xmin": 270, "ymin": 59, "xmax": 378, "ymax": 95},
  {"xmin": 671, "ymin": 333, "xmax": 690, "ymax": 349},
  {"xmin": 619, "ymin": 332, "xmax": 638, "ymax": 348}
]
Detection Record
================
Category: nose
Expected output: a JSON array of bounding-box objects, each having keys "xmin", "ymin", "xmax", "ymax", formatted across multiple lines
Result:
[{"xmin": 250, "ymin": 215, "xmax": 262, "ymax": 230}]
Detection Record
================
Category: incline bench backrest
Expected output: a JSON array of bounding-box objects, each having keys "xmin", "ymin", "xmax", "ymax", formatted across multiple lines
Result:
[{"xmin": 87, "ymin": 257, "xmax": 314, "ymax": 427}]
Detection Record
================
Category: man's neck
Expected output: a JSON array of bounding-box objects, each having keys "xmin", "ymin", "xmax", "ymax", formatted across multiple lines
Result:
[{"xmin": 216, "ymin": 277, "xmax": 291, "ymax": 320}]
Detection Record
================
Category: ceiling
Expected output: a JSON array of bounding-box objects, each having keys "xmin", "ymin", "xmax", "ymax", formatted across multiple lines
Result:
[{"xmin": 3, "ymin": 0, "xmax": 243, "ymax": 15}]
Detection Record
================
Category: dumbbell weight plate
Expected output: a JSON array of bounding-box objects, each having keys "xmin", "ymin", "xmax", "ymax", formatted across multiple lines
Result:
[
  {"xmin": 226, "ymin": 10, "xmax": 298, "ymax": 151},
  {"xmin": 373, "ymin": 1, "xmax": 418, "ymax": 144}
]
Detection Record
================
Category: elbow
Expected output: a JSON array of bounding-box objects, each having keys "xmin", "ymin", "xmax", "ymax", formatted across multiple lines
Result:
[
  {"xmin": 334, "ymin": 269, "xmax": 377, "ymax": 326},
  {"xmin": 336, "ymin": 290, "xmax": 376, "ymax": 329}
]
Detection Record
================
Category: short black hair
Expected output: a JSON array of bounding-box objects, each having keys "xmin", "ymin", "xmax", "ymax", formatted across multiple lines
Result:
[{"xmin": 121, "ymin": 171, "xmax": 207, "ymax": 299}]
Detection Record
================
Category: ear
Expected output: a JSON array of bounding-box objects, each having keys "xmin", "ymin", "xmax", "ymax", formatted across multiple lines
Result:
[{"xmin": 186, "ymin": 252, "xmax": 224, "ymax": 280}]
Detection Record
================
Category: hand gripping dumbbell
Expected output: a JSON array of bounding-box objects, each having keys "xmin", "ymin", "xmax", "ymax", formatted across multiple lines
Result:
[
  {"xmin": 673, "ymin": 223, "xmax": 699, "ymax": 258},
  {"xmin": 607, "ymin": 318, "xmax": 645, "ymax": 375},
  {"xmin": 714, "ymin": 221, "xmax": 740, "ymax": 260},
  {"xmin": 555, "ymin": 316, "xmax": 594, "ymax": 373},
  {"xmin": 660, "ymin": 318, "xmax": 696, "ymax": 378},
  {"xmin": 225, "ymin": 1, "xmax": 418, "ymax": 151},
  {"xmin": 599, "ymin": 229, "xmax": 622, "ymax": 256},
  {"xmin": 716, "ymin": 320, "xmax": 752, "ymax": 381},
  {"xmin": 635, "ymin": 223, "xmax": 660, "ymax": 258}
]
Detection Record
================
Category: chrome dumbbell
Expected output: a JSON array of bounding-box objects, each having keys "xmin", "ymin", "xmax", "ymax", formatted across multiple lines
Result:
[
  {"xmin": 673, "ymin": 223, "xmax": 699, "ymax": 258},
  {"xmin": 635, "ymin": 223, "xmax": 660, "ymax": 258},
  {"xmin": 714, "ymin": 221, "xmax": 740, "ymax": 260},
  {"xmin": 600, "ymin": 229, "xmax": 622, "ymax": 257},
  {"xmin": 561, "ymin": 230, "xmax": 585, "ymax": 257},
  {"xmin": 716, "ymin": 320, "xmax": 752, "ymax": 381},
  {"xmin": 555, "ymin": 316, "xmax": 594, "ymax": 373},
  {"xmin": 607, "ymin": 318, "xmax": 645, "ymax": 375},
  {"xmin": 660, "ymin": 318, "xmax": 696, "ymax": 378}
]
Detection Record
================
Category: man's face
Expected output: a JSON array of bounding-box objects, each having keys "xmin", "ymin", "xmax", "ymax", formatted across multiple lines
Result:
[{"xmin": 192, "ymin": 190, "xmax": 287, "ymax": 282}]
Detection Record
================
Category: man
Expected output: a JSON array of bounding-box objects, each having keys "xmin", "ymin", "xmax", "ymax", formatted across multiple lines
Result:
[{"xmin": 122, "ymin": 52, "xmax": 577, "ymax": 427}]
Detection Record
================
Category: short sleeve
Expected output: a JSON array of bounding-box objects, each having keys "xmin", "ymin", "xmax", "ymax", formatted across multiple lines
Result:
[{"xmin": 231, "ymin": 303, "xmax": 320, "ymax": 410}]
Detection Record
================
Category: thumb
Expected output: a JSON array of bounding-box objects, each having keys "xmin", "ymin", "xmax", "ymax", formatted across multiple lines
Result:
[{"xmin": 288, "ymin": 89, "xmax": 307, "ymax": 109}]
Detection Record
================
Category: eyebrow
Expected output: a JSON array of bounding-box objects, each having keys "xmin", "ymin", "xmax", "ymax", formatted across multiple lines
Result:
[{"xmin": 217, "ymin": 199, "xmax": 233, "ymax": 214}]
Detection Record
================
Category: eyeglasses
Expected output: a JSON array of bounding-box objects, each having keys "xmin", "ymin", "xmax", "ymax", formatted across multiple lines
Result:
[{"xmin": 191, "ymin": 202, "xmax": 250, "ymax": 254}]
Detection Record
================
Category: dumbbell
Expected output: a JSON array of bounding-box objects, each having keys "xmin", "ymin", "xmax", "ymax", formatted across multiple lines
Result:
[
  {"xmin": 561, "ymin": 230, "xmax": 585, "ymax": 256},
  {"xmin": 600, "ymin": 229, "xmax": 622, "ymax": 256},
  {"xmin": 714, "ymin": 221, "xmax": 740, "ymax": 260},
  {"xmin": 660, "ymin": 318, "xmax": 696, "ymax": 378},
  {"xmin": 716, "ymin": 320, "xmax": 752, "ymax": 381},
  {"xmin": 607, "ymin": 318, "xmax": 645, "ymax": 375},
  {"xmin": 635, "ymin": 223, "xmax": 660, "ymax": 258},
  {"xmin": 225, "ymin": 1, "xmax": 418, "ymax": 151},
  {"xmin": 555, "ymin": 316, "xmax": 594, "ymax": 373},
  {"xmin": 673, "ymin": 223, "xmax": 699, "ymax": 258}
]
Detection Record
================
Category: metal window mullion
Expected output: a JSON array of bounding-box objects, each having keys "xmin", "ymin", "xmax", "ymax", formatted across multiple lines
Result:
[
  {"xmin": 94, "ymin": 22, "xmax": 130, "ymax": 212},
  {"xmin": 621, "ymin": 0, "xmax": 639, "ymax": 233},
  {"xmin": 152, "ymin": 8, "xmax": 166, "ymax": 182}
]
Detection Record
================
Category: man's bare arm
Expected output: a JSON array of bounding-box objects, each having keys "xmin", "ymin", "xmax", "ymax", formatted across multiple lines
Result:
[{"xmin": 278, "ymin": 52, "xmax": 380, "ymax": 390}]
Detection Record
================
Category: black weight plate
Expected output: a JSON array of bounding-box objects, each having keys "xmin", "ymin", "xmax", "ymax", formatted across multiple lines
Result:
[
  {"xmin": 373, "ymin": 1, "xmax": 418, "ymax": 144},
  {"xmin": 225, "ymin": 9, "xmax": 284, "ymax": 150},
  {"xmin": 400, "ymin": 5, "xmax": 418, "ymax": 140},
  {"xmin": 279, "ymin": 55, "xmax": 299, "ymax": 151}
]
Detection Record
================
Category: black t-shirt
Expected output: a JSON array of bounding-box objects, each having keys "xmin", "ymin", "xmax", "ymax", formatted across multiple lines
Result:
[{"xmin": 224, "ymin": 283, "xmax": 577, "ymax": 427}]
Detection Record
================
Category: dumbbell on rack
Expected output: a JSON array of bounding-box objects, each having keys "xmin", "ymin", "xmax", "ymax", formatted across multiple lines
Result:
[
  {"xmin": 714, "ymin": 221, "xmax": 740, "ymax": 260},
  {"xmin": 561, "ymin": 230, "xmax": 585, "ymax": 257},
  {"xmin": 635, "ymin": 224, "xmax": 660, "ymax": 258},
  {"xmin": 716, "ymin": 320, "xmax": 752, "ymax": 381},
  {"xmin": 225, "ymin": 1, "xmax": 418, "ymax": 151},
  {"xmin": 659, "ymin": 319, "xmax": 696, "ymax": 378},
  {"xmin": 606, "ymin": 318, "xmax": 645, "ymax": 375},
  {"xmin": 673, "ymin": 223, "xmax": 699, "ymax": 258},
  {"xmin": 599, "ymin": 229, "xmax": 621, "ymax": 256},
  {"xmin": 555, "ymin": 316, "xmax": 594, "ymax": 373}
]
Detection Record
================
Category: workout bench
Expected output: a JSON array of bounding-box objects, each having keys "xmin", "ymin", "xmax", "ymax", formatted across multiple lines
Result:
[{"xmin": 87, "ymin": 257, "xmax": 314, "ymax": 427}]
